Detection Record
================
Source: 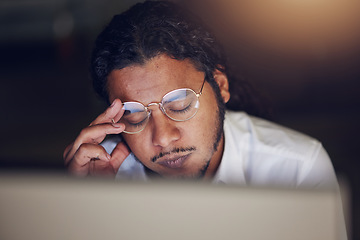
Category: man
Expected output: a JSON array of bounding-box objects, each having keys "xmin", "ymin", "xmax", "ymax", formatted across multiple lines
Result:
[{"xmin": 64, "ymin": 1, "xmax": 337, "ymax": 188}]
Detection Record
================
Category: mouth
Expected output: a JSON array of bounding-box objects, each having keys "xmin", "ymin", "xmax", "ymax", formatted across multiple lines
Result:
[{"xmin": 157, "ymin": 153, "xmax": 191, "ymax": 169}]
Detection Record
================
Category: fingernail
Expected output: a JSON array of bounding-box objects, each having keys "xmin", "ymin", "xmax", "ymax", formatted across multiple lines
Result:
[
  {"xmin": 112, "ymin": 123, "xmax": 123, "ymax": 128},
  {"xmin": 106, "ymin": 153, "xmax": 111, "ymax": 161},
  {"xmin": 110, "ymin": 100, "xmax": 116, "ymax": 108}
]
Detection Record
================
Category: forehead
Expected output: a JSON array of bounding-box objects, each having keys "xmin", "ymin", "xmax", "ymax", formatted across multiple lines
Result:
[{"xmin": 107, "ymin": 55, "xmax": 204, "ymax": 103}]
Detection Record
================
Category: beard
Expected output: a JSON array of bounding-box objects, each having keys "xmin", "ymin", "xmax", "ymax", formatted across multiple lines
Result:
[{"xmin": 194, "ymin": 94, "xmax": 226, "ymax": 179}]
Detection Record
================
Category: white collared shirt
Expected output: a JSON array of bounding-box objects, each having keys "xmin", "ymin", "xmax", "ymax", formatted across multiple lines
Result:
[
  {"xmin": 213, "ymin": 111, "xmax": 336, "ymax": 188},
  {"xmin": 101, "ymin": 111, "xmax": 337, "ymax": 188}
]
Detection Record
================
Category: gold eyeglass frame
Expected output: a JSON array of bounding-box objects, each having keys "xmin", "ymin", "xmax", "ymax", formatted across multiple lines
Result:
[{"xmin": 121, "ymin": 77, "xmax": 206, "ymax": 134}]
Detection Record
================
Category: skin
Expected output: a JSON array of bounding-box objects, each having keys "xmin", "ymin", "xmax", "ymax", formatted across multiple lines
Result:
[{"xmin": 64, "ymin": 54, "xmax": 230, "ymax": 179}]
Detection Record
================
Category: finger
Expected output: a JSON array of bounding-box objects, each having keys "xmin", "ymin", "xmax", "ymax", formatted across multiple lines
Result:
[
  {"xmin": 89, "ymin": 160, "xmax": 116, "ymax": 177},
  {"xmin": 68, "ymin": 143, "xmax": 111, "ymax": 176},
  {"xmin": 65, "ymin": 123, "xmax": 125, "ymax": 165},
  {"xmin": 90, "ymin": 99, "xmax": 124, "ymax": 126},
  {"xmin": 63, "ymin": 143, "xmax": 74, "ymax": 161},
  {"xmin": 76, "ymin": 123, "xmax": 125, "ymax": 146},
  {"xmin": 110, "ymin": 141, "xmax": 131, "ymax": 171},
  {"xmin": 112, "ymin": 106, "xmax": 126, "ymax": 125},
  {"xmin": 73, "ymin": 143, "xmax": 111, "ymax": 166}
]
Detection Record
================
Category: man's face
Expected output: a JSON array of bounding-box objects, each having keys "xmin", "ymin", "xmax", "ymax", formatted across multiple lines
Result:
[{"xmin": 107, "ymin": 55, "xmax": 230, "ymax": 179}]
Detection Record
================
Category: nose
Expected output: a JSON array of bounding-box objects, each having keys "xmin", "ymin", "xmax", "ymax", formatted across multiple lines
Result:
[{"xmin": 150, "ymin": 108, "xmax": 181, "ymax": 148}]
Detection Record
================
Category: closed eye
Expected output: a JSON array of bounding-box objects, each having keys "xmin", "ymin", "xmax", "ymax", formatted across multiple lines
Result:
[
  {"xmin": 168, "ymin": 102, "xmax": 192, "ymax": 114},
  {"xmin": 127, "ymin": 117, "xmax": 148, "ymax": 128}
]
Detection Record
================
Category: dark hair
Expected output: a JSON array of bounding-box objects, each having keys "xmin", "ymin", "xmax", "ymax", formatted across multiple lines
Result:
[
  {"xmin": 91, "ymin": 0, "xmax": 272, "ymax": 118},
  {"xmin": 91, "ymin": 1, "xmax": 226, "ymax": 103}
]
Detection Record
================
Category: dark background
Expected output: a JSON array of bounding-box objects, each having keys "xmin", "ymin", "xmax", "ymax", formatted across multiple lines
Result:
[{"xmin": 0, "ymin": 0, "xmax": 359, "ymax": 239}]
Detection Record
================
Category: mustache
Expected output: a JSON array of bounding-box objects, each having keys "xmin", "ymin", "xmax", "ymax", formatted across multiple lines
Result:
[{"xmin": 151, "ymin": 147, "xmax": 196, "ymax": 162}]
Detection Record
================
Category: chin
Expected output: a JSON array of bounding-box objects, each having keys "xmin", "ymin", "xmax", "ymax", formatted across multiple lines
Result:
[{"xmin": 160, "ymin": 169, "xmax": 206, "ymax": 180}]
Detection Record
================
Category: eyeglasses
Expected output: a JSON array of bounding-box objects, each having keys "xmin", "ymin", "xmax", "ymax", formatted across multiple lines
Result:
[{"xmin": 118, "ymin": 78, "xmax": 206, "ymax": 134}]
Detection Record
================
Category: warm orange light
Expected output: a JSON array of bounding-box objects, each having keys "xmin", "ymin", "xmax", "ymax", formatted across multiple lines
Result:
[{"xmin": 208, "ymin": 0, "xmax": 360, "ymax": 57}]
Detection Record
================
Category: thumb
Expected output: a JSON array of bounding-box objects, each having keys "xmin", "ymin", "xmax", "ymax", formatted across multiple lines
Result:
[{"xmin": 110, "ymin": 141, "xmax": 131, "ymax": 172}]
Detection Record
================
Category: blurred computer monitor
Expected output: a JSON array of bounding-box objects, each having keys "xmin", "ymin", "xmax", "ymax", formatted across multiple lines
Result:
[{"xmin": 0, "ymin": 172, "xmax": 348, "ymax": 240}]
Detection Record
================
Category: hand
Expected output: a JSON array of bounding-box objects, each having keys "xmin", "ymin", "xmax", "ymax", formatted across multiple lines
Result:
[{"xmin": 63, "ymin": 99, "xmax": 130, "ymax": 177}]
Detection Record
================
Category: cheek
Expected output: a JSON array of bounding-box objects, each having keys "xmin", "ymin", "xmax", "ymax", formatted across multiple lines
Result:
[
  {"xmin": 180, "ymin": 95, "xmax": 218, "ymax": 143},
  {"xmin": 121, "ymin": 128, "xmax": 164, "ymax": 161},
  {"xmin": 198, "ymin": 89, "xmax": 220, "ymax": 126},
  {"xmin": 121, "ymin": 134, "xmax": 146, "ymax": 156},
  {"xmin": 196, "ymin": 112, "xmax": 217, "ymax": 141}
]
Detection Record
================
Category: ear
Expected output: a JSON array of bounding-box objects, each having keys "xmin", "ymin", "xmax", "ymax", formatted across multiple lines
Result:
[{"xmin": 213, "ymin": 68, "xmax": 230, "ymax": 103}]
